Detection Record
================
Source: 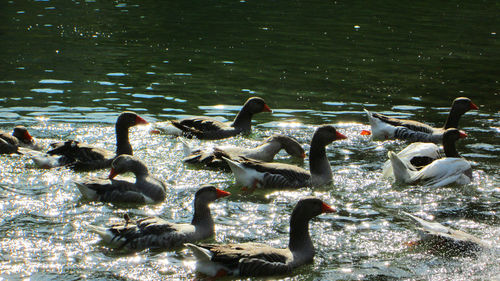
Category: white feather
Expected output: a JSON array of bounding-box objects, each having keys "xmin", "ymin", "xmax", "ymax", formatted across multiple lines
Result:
[
  {"xmin": 388, "ymin": 151, "xmax": 413, "ymax": 183},
  {"xmin": 223, "ymin": 157, "xmax": 265, "ymax": 187},
  {"xmin": 87, "ymin": 225, "xmax": 127, "ymax": 247},
  {"xmin": 19, "ymin": 148, "xmax": 63, "ymax": 169},
  {"xmin": 185, "ymin": 243, "xmax": 232, "ymax": 277},
  {"xmin": 364, "ymin": 109, "xmax": 396, "ymax": 140},
  {"xmin": 388, "ymin": 152, "xmax": 471, "ymax": 187},
  {"xmin": 179, "ymin": 139, "xmax": 192, "ymax": 157},
  {"xmin": 382, "ymin": 142, "xmax": 440, "ymax": 178},
  {"xmin": 412, "ymin": 158, "xmax": 471, "ymax": 187},
  {"xmin": 74, "ymin": 182, "xmax": 98, "ymax": 200},
  {"xmin": 153, "ymin": 121, "xmax": 183, "ymax": 135},
  {"xmin": 403, "ymin": 212, "xmax": 450, "ymax": 234}
]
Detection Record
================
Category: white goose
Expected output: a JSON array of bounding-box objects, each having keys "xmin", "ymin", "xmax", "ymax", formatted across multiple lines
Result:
[
  {"xmin": 363, "ymin": 97, "xmax": 478, "ymax": 143},
  {"xmin": 387, "ymin": 129, "xmax": 471, "ymax": 187},
  {"xmin": 382, "ymin": 129, "xmax": 468, "ymax": 179}
]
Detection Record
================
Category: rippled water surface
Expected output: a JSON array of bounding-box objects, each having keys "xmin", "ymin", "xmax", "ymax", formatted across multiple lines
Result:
[{"xmin": 0, "ymin": 0, "xmax": 499, "ymax": 280}]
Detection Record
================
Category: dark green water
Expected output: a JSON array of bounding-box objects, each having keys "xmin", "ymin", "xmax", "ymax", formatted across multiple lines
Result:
[{"xmin": 0, "ymin": 0, "xmax": 498, "ymax": 280}]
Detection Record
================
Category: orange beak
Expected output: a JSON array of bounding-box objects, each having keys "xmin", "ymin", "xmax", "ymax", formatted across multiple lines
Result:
[
  {"xmin": 108, "ymin": 168, "xmax": 118, "ymax": 179},
  {"xmin": 470, "ymin": 102, "xmax": 479, "ymax": 110},
  {"xmin": 459, "ymin": 131, "xmax": 467, "ymax": 138},
  {"xmin": 336, "ymin": 131, "xmax": 347, "ymax": 140},
  {"xmin": 23, "ymin": 131, "xmax": 33, "ymax": 141},
  {"xmin": 215, "ymin": 188, "xmax": 231, "ymax": 198},
  {"xmin": 262, "ymin": 104, "xmax": 272, "ymax": 113},
  {"xmin": 321, "ymin": 202, "xmax": 336, "ymax": 213},
  {"xmin": 360, "ymin": 130, "xmax": 371, "ymax": 136},
  {"xmin": 135, "ymin": 115, "xmax": 149, "ymax": 125},
  {"xmin": 301, "ymin": 152, "xmax": 306, "ymax": 159}
]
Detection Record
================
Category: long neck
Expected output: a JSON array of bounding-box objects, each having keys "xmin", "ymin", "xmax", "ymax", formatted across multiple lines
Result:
[
  {"xmin": 248, "ymin": 141, "xmax": 282, "ymax": 162},
  {"xmin": 231, "ymin": 108, "xmax": 253, "ymax": 133},
  {"xmin": 115, "ymin": 124, "xmax": 133, "ymax": 156},
  {"xmin": 132, "ymin": 163, "xmax": 149, "ymax": 179},
  {"xmin": 443, "ymin": 106, "xmax": 463, "ymax": 129},
  {"xmin": 288, "ymin": 213, "xmax": 314, "ymax": 254},
  {"xmin": 309, "ymin": 141, "xmax": 332, "ymax": 179},
  {"xmin": 191, "ymin": 201, "xmax": 214, "ymax": 234},
  {"xmin": 443, "ymin": 139, "xmax": 460, "ymax": 157}
]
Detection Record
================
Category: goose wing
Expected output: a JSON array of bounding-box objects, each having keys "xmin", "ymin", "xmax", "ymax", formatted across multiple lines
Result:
[
  {"xmin": 412, "ymin": 158, "xmax": 471, "ymax": 187},
  {"xmin": 238, "ymin": 157, "xmax": 311, "ymax": 188},
  {"xmin": 371, "ymin": 112, "xmax": 435, "ymax": 134}
]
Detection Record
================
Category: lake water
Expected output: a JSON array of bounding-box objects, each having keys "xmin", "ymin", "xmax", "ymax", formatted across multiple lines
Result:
[{"xmin": 0, "ymin": 0, "xmax": 499, "ymax": 280}]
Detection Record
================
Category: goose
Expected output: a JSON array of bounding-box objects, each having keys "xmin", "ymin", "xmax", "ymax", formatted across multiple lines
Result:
[
  {"xmin": 168, "ymin": 97, "xmax": 272, "ymax": 140},
  {"xmin": 382, "ymin": 129, "xmax": 467, "ymax": 179},
  {"xmin": 403, "ymin": 212, "xmax": 491, "ymax": 257},
  {"xmin": 363, "ymin": 97, "xmax": 478, "ymax": 143},
  {"xmin": 32, "ymin": 111, "xmax": 148, "ymax": 170},
  {"xmin": 223, "ymin": 125, "xmax": 347, "ymax": 190},
  {"xmin": 0, "ymin": 126, "xmax": 41, "ymax": 154},
  {"xmin": 74, "ymin": 155, "xmax": 166, "ymax": 204},
  {"xmin": 185, "ymin": 197, "xmax": 335, "ymax": 277},
  {"xmin": 182, "ymin": 134, "xmax": 305, "ymax": 170},
  {"xmin": 387, "ymin": 129, "xmax": 471, "ymax": 187},
  {"xmin": 87, "ymin": 185, "xmax": 230, "ymax": 251}
]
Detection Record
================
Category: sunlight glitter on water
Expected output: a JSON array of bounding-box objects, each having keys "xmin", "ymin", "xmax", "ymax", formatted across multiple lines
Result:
[{"xmin": 0, "ymin": 106, "xmax": 499, "ymax": 280}]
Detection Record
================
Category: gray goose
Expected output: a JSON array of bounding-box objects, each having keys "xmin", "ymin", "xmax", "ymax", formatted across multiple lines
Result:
[
  {"xmin": 74, "ymin": 155, "xmax": 166, "ymax": 204},
  {"xmin": 88, "ymin": 185, "xmax": 230, "ymax": 251},
  {"xmin": 223, "ymin": 125, "xmax": 347, "ymax": 190},
  {"xmin": 183, "ymin": 134, "xmax": 305, "ymax": 170},
  {"xmin": 0, "ymin": 126, "xmax": 39, "ymax": 154},
  {"xmin": 39, "ymin": 111, "xmax": 148, "ymax": 171},
  {"xmin": 170, "ymin": 97, "xmax": 272, "ymax": 140},
  {"xmin": 185, "ymin": 197, "xmax": 335, "ymax": 277},
  {"xmin": 403, "ymin": 212, "xmax": 491, "ymax": 257},
  {"xmin": 363, "ymin": 97, "xmax": 478, "ymax": 143}
]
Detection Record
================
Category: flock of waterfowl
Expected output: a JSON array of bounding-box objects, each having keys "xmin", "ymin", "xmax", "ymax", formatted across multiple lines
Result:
[{"xmin": 0, "ymin": 96, "xmax": 495, "ymax": 278}]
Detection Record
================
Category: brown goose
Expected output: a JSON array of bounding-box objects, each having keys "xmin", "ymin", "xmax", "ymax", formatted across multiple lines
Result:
[
  {"xmin": 403, "ymin": 212, "xmax": 491, "ymax": 257},
  {"xmin": 183, "ymin": 134, "xmax": 305, "ymax": 170},
  {"xmin": 74, "ymin": 155, "xmax": 166, "ymax": 204},
  {"xmin": 185, "ymin": 197, "xmax": 335, "ymax": 277},
  {"xmin": 363, "ymin": 97, "xmax": 478, "ymax": 143},
  {"xmin": 223, "ymin": 125, "xmax": 347, "ymax": 190},
  {"xmin": 39, "ymin": 111, "xmax": 148, "ymax": 170},
  {"xmin": 170, "ymin": 97, "xmax": 272, "ymax": 140},
  {"xmin": 0, "ymin": 126, "xmax": 39, "ymax": 154},
  {"xmin": 88, "ymin": 185, "xmax": 230, "ymax": 251}
]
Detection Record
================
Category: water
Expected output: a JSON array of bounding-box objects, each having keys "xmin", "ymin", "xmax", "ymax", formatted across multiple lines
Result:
[{"xmin": 0, "ymin": 0, "xmax": 499, "ymax": 280}]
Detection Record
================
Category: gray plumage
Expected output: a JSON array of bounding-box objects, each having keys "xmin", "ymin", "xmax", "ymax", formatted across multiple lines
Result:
[
  {"xmin": 183, "ymin": 134, "xmax": 305, "ymax": 170},
  {"xmin": 171, "ymin": 97, "xmax": 271, "ymax": 140},
  {"xmin": 75, "ymin": 155, "xmax": 166, "ymax": 204},
  {"xmin": 46, "ymin": 111, "xmax": 148, "ymax": 171},
  {"xmin": 366, "ymin": 97, "xmax": 478, "ymax": 143},
  {"xmin": 88, "ymin": 185, "xmax": 230, "ymax": 251},
  {"xmin": 186, "ymin": 197, "xmax": 336, "ymax": 277},
  {"xmin": 224, "ymin": 125, "xmax": 346, "ymax": 189}
]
